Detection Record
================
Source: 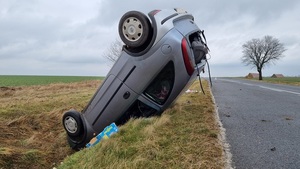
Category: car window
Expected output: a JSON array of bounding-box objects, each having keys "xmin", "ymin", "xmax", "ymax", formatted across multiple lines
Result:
[{"xmin": 144, "ymin": 62, "xmax": 175, "ymax": 105}]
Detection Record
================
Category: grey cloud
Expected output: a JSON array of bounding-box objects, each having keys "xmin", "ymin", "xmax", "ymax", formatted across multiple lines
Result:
[{"xmin": 0, "ymin": 0, "xmax": 299, "ymax": 76}]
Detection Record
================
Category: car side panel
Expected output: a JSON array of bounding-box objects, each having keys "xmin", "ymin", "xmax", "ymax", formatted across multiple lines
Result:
[
  {"xmin": 84, "ymin": 75, "xmax": 122, "ymax": 121},
  {"xmin": 83, "ymin": 54, "xmax": 140, "ymax": 133},
  {"xmin": 90, "ymin": 82, "xmax": 138, "ymax": 133},
  {"xmin": 124, "ymin": 29, "xmax": 182, "ymax": 94},
  {"xmin": 108, "ymin": 54, "xmax": 136, "ymax": 82}
]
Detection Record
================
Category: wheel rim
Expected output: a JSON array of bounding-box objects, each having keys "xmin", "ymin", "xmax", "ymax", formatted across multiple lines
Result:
[
  {"xmin": 122, "ymin": 17, "xmax": 143, "ymax": 42},
  {"xmin": 64, "ymin": 116, "xmax": 78, "ymax": 134}
]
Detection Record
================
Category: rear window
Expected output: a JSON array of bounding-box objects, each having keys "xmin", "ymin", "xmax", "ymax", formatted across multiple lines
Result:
[{"xmin": 144, "ymin": 62, "xmax": 175, "ymax": 105}]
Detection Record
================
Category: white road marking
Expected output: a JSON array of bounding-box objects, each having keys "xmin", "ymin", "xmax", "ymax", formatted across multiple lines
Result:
[
  {"xmin": 220, "ymin": 79, "xmax": 300, "ymax": 96},
  {"xmin": 259, "ymin": 86, "xmax": 300, "ymax": 95}
]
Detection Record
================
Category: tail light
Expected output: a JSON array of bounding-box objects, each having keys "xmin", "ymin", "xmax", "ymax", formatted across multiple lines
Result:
[{"xmin": 181, "ymin": 38, "xmax": 194, "ymax": 76}]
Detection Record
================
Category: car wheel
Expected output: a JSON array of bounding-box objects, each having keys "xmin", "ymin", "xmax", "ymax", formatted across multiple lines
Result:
[
  {"xmin": 66, "ymin": 135, "xmax": 86, "ymax": 150},
  {"xmin": 62, "ymin": 110, "xmax": 83, "ymax": 137},
  {"xmin": 119, "ymin": 11, "xmax": 152, "ymax": 48}
]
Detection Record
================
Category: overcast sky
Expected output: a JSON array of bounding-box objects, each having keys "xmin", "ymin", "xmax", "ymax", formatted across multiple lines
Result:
[{"xmin": 1, "ymin": 0, "xmax": 299, "ymax": 77}]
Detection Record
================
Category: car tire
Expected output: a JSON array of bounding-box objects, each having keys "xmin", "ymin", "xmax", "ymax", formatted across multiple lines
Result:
[
  {"xmin": 66, "ymin": 135, "xmax": 86, "ymax": 150},
  {"xmin": 62, "ymin": 110, "xmax": 83, "ymax": 137},
  {"xmin": 118, "ymin": 11, "xmax": 152, "ymax": 48}
]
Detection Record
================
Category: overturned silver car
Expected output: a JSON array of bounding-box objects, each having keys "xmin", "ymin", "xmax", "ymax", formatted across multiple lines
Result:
[{"xmin": 62, "ymin": 8, "xmax": 209, "ymax": 149}]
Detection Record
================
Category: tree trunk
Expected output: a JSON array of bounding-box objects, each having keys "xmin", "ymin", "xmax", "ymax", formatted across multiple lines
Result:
[{"xmin": 258, "ymin": 70, "xmax": 263, "ymax": 80}]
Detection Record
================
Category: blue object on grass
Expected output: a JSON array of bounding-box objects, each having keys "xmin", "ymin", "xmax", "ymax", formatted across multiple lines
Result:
[{"xmin": 86, "ymin": 123, "xmax": 118, "ymax": 148}]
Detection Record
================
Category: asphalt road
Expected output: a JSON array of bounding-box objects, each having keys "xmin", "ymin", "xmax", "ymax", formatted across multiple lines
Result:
[{"xmin": 211, "ymin": 78, "xmax": 300, "ymax": 169}]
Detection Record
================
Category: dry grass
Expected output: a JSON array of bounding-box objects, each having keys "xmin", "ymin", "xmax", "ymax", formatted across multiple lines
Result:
[
  {"xmin": 59, "ymin": 80, "xmax": 224, "ymax": 169},
  {"xmin": 0, "ymin": 80, "xmax": 100, "ymax": 169}
]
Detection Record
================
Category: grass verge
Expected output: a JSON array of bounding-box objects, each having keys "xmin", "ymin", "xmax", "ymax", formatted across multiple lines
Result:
[{"xmin": 244, "ymin": 77, "xmax": 300, "ymax": 86}]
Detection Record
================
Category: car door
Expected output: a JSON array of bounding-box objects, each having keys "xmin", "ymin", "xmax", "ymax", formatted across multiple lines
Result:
[{"xmin": 83, "ymin": 74, "xmax": 138, "ymax": 133}]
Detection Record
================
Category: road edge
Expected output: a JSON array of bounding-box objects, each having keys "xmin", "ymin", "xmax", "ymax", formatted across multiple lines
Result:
[{"xmin": 209, "ymin": 86, "xmax": 233, "ymax": 169}]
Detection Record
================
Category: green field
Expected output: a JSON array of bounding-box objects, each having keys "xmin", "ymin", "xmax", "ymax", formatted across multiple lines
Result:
[{"xmin": 0, "ymin": 75, "xmax": 104, "ymax": 87}]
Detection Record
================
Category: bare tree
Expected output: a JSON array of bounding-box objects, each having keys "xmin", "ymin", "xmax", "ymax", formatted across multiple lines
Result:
[
  {"xmin": 242, "ymin": 35, "xmax": 286, "ymax": 80},
  {"xmin": 102, "ymin": 39, "xmax": 123, "ymax": 65}
]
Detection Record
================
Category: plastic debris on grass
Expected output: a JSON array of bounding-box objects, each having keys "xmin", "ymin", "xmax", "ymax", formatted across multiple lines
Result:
[
  {"xmin": 185, "ymin": 89, "xmax": 199, "ymax": 93},
  {"xmin": 86, "ymin": 123, "xmax": 118, "ymax": 148}
]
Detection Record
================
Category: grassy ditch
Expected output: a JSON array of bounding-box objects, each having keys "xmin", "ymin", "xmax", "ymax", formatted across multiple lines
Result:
[
  {"xmin": 0, "ymin": 80, "xmax": 101, "ymax": 169},
  {"xmin": 58, "ymin": 81, "xmax": 224, "ymax": 169}
]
